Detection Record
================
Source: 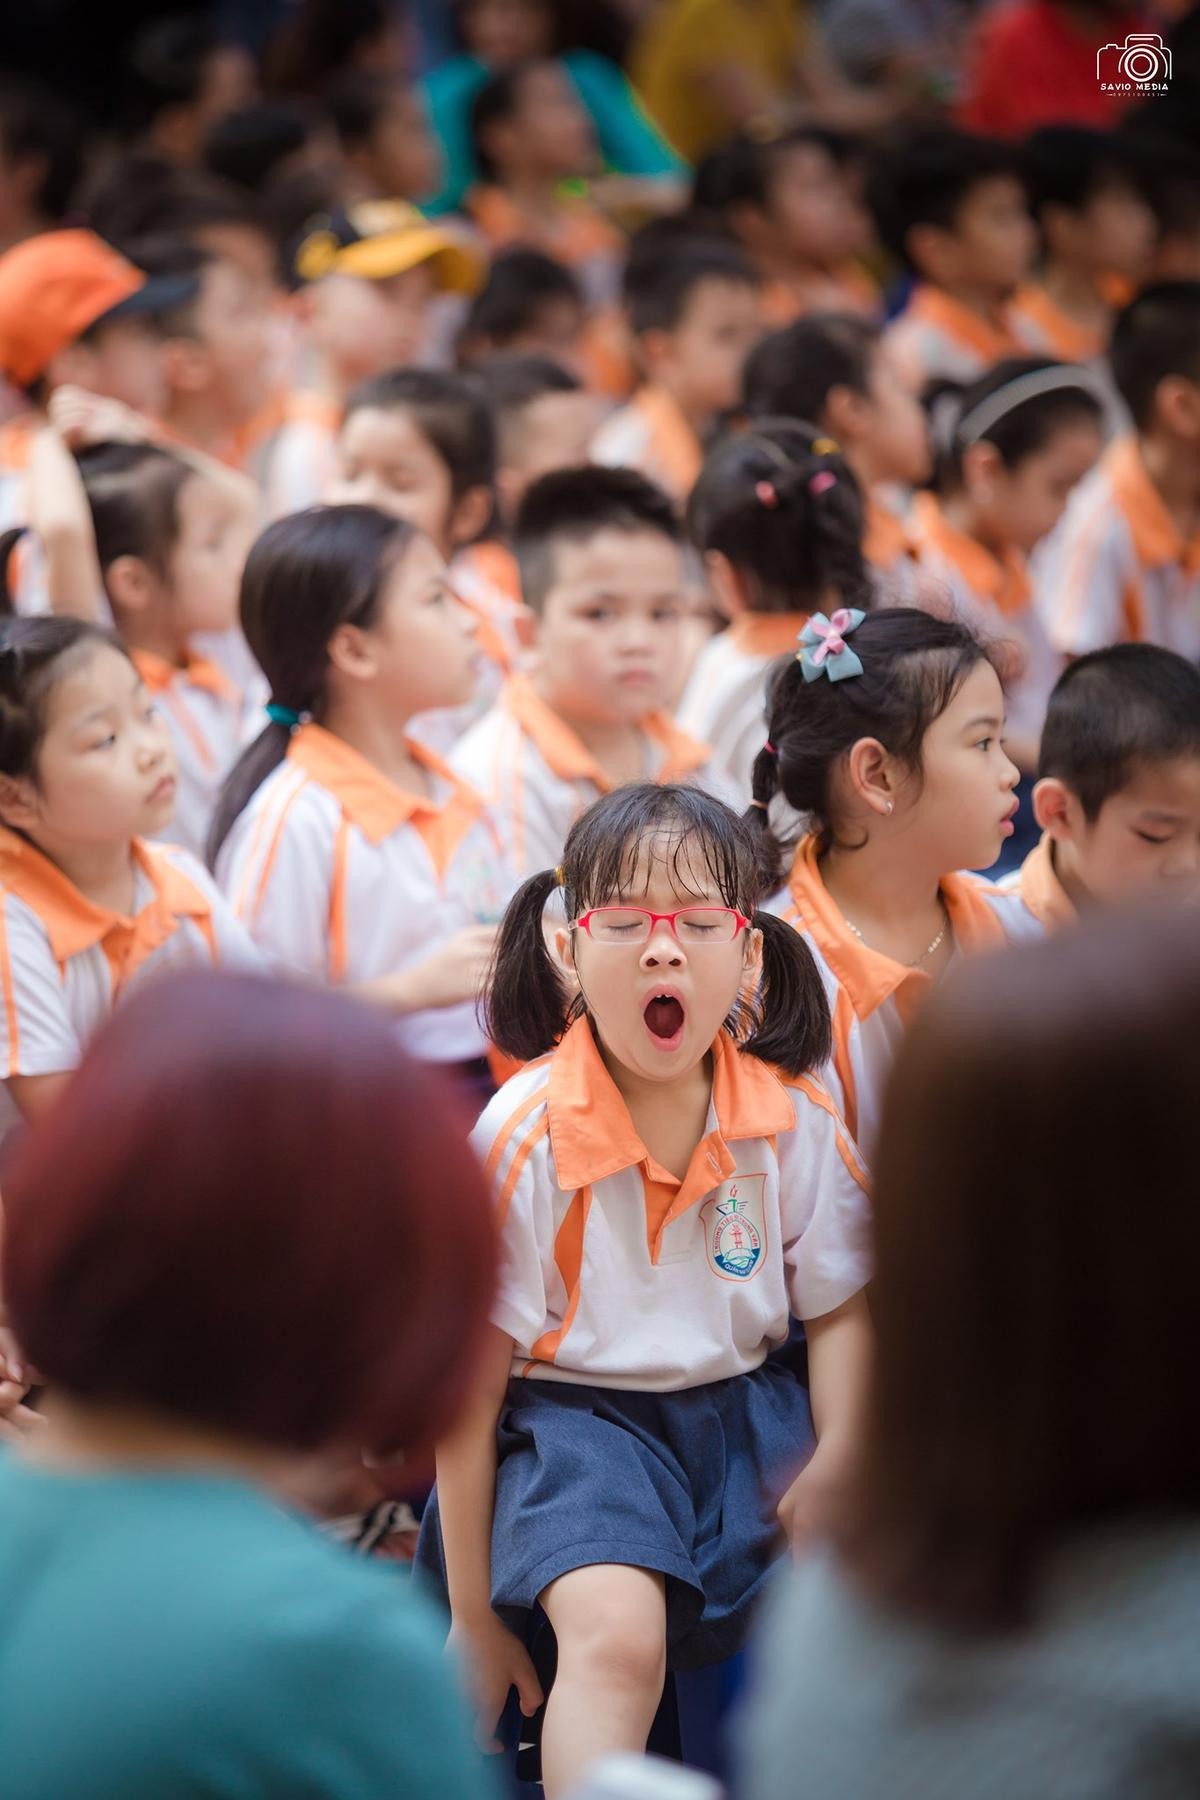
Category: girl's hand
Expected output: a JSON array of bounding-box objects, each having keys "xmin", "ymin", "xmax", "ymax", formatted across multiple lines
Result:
[
  {"xmin": 395, "ymin": 926, "xmax": 499, "ymax": 1013},
  {"xmin": 47, "ymin": 387, "xmax": 151, "ymax": 449},
  {"xmin": 777, "ymin": 1443, "xmax": 852, "ymax": 1550},
  {"xmin": 449, "ymin": 1611, "xmax": 544, "ymax": 1752}
]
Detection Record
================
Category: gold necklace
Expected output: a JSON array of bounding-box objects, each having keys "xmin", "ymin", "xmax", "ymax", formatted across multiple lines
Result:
[{"xmin": 843, "ymin": 901, "xmax": 950, "ymax": 968}]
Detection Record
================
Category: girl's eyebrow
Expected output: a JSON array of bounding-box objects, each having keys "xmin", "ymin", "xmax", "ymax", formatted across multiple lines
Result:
[{"xmin": 963, "ymin": 713, "xmax": 1003, "ymax": 732}]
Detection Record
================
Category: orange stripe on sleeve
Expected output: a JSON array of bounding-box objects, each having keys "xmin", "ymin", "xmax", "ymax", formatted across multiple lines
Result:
[
  {"xmin": 785, "ymin": 1070, "xmax": 870, "ymax": 1195},
  {"xmin": 482, "ymin": 1075, "xmax": 552, "ymax": 1184},
  {"xmin": 0, "ymin": 899, "xmax": 19, "ymax": 1073},
  {"xmin": 327, "ymin": 815, "xmax": 350, "ymax": 983},
  {"xmin": 246, "ymin": 778, "xmax": 309, "ymax": 928},
  {"xmin": 495, "ymin": 1114, "xmax": 550, "ymax": 1231},
  {"xmin": 829, "ymin": 985, "xmax": 859, "ymax": 1145},
  {"xmin": 528, "ymin": 1184, "xmax": 592, "ymax": 1365}
]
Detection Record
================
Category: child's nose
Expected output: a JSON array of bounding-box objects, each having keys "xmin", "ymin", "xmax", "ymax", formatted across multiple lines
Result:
[{"xmin": 640, "ymin": 922, "xmax": 683, "ymax": 964}]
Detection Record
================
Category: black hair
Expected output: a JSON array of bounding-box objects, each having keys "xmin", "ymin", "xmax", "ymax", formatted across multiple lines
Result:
[
  {"xmin": 121, "ymin": 15, "xmax": 226, "ymax": 140},
  {"xmin": 0, "ymin": 596, "xmax": 129, "ymax": 788},
  {"xmin": 72, "ymin": 443, "xmax": 193, "ymax": 586},
  {"xmin": 688, "ymin": 418, "xmax": 871, "ymax": 615},
  {"xmin": 748, "ymin": 606, "xmax": 998, "ymax": 880},
  {"xmin": 265, "ymin": 0, "xmax": 395, "ymax": 94},
  {"xmin": 1021, "ymin": 125, "xmax": 1142, "ymax": 224},
  {"xmin": 343, "ymin": 366, "xmax": 498, "ymax": 524},
  {"xmin": 742, "ymin": 312, "xmax": 881, "ymax": 425},
  {"xmin": 1038, "ymin": 644, "xmax": 1200, "ymax": 820},
  {"xmin": 486, "ymin": 782, "xmax": 831, "ymax": 1077},
  {"xmin": 514, "ymin": 464, "xmax": 681, "ymax": 613},
  {"xmin": 623, "ymin": 235, "xmax": 760, "ymax": 337},
  {"xmin": 471, "ymin": 62, "xmax": 541, "ymax": 184},
  {"xmin": 82, "ymin": 161, "xmax": 267, "ymax": 261},
  {"xmin": 1109, "ymin": 280, "xmax": 1200, "ymax": 430},
  {"xmin": 472, "ymin": 350, "xmax": 581, "ymax": 419},
  {"xmin": 1122, "ymin": 132, "xmax": 1200, "ymax": 249},
  {"xmin": 693, "ymin": 124, "xmax": 854, "ymax": 217},
  {"xmin": 866, "ymin": 127, "xmax": 1024, "ymax": 274},
  {"xmin": 0, "ymin": 76, "xmax": 83, "ymax": 223},
  {"xmin": 927, "ymin": 356, "xmax": 1105, "ymax": 496},
  {"xmin": 327, "ymin": 69, "xmax": 406, "ymax": 151},
  {"xmin": 204, "ymin": 102, "xmax": 314, "ymax": 191},
  {"xmin": 457, "ymin": 248, "xmax": 583, "ymax": 356},
  {"xmin": 207, "ymin": 506, "xmax": 418, "ymax": 867}
]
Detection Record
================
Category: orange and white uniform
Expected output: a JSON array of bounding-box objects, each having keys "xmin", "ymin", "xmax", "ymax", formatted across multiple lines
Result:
[
  {"xmin": 466, "ymin": 185, "xmax": 625, "ymax": 309},
  {"xmin": 133, "ymin": 649, "xmax": 261, "ymax": 860},
  {"xmin": 217, "ymin": 723, "xmax": 513, "ymax": 1064},
  {"xmin": 1010, "ymin": 285, "xmax": 1104, "ymax": 363},
  {"xmin": 884, "ymin": 285, "xmax": 1024, "ymax": 389},
  {"xmin": 760, "ymin": 266, "xmax": 880, "ymax": 329},
  {"xmin": 864, "ymin": 492, "xmax": 922, "ymax": 602},
  {"xmin": 410, "ymin": 542, "xmax": 531, "ymax": 759},
  {"xmin": 476, "ymin": 1015, "xmax": 871, "ymax": 1388},
  {"xmin": 770, "ymin": 834, "xmax": 1043, "ymax": 1154},
  {"xmin": 451, "ymin": 673, "xmax": 730, "ymax": 879},
  {"xmin": 590, "ymin": 384, "xmax": 703, "ymax": 503},
  {"xmin": 675, "ymin": 612, "xmax": 806, "ymax": 803},
  {"xmin": 910, "ymin": 492, "xmax": 1061, "ymax": 748},
  {"xmin": 996, "ymin": 831, "xmax": 1077, "ymax": 932},
  {"xmin": 262, "ymin": 391, "xmax": 342, "ymax": 521},
  {"xmin": 0, "ymin": 828, "xmax": 260, "ymax": 1130},
  {"xmin": 1034, "ymin": 437, "xmax": 1200, "ymax": 660}
]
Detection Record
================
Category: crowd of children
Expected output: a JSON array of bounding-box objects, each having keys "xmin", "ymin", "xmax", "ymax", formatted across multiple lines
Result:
[{"xmin": 2, "ymin": 7, "xmax": 1200, "ymax": 1794}]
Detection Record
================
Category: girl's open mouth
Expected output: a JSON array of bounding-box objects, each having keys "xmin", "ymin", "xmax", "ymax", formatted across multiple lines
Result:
[{"xmin": 643, "ymin": 993, "xmax": 685, "ymax": 1049}]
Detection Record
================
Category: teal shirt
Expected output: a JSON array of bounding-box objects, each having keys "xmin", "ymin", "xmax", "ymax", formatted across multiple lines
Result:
[
  {"xmin": 0, "ymin": 1451, "xmax": 497, "ymax": 1799},
  {"xmin": 422, "ymin": 50, "xmax": 684, "ymax": 215}
]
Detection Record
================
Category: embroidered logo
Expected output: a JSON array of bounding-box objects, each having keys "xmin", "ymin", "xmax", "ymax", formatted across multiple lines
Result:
[{"xmin": 701, "ymin": 1174, "xmax": 766, "ymax": 1281}]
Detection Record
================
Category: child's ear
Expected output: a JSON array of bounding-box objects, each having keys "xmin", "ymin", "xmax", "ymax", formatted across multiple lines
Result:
[
  {"xmin": 905, "ymin": 223, "xmax": 956, "ymax": 289},
  {"xmin": 704, "ymin": 550, "xmax": 751, "ymax": 621},
  {"xmin": 741, "ymin": 923, "xmax": 763, "ymax": 986},
  {"xmin": 845, "ymin": 734, "xmax": 896, "ymax": 818},
  {"xmin": 447, "ymin": 484, "xmax": 495, "ymax": 550},
  {"xmin": 636, "ymin": 326, "xmax": 672, "ymax": 381},
  {"xmin": 823, "ymin": 384, "xmax": 869, "ymax": 444},
  {"xmin": 326, "ymin": 620, "xmax": 378, "ymax": 683},
  {"xmin": 1157, "ymin": 373, "xmax": 1200, "ymax": 440},
  {"xmin": 1033, "ymin": 776, "xmax": 1082, "ymax": 841},
  {"xmin": 553, "ymin": 922, "xmax": 576, "ymax": 973},
  {"xmin": 961, "ymin": 439, "xmax": 1003, "ymax": 501},
  {"xmin": 0, "ymin": 774, "xmax": 41, "ymax": 834},
  {"xmin": 104, "ymin": 555, "xmax": 157, "ymax": 614}
]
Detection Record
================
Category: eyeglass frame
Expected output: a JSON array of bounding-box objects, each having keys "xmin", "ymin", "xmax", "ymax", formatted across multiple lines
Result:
[{"xmin": 571, "ymin": 905, "xmax": 753, "ymax": 944}]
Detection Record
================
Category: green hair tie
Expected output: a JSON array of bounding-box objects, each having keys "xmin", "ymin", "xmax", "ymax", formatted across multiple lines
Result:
[{"xmin": 266, "ymin": 702, "xmax": 303, "ymax": 730}]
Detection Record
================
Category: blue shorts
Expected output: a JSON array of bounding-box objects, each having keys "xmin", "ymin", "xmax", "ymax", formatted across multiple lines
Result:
[{"xmin": 417, "ymin": 1362, "xmax": 813, "ymax": 1670}]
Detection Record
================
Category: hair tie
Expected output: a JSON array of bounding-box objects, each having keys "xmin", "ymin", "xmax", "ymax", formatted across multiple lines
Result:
[
  {"xmin": 748, "ymin": 799, "xmax": 768, "ymax": 811},
  {"xmin": 796, "ymin": 609, "xmax": 867, "ymax": 683},
  {"xmin": 554, "ymin": 864, "xmax": 566, "ymax": 887},
  {"xmin": 755, "ymin": 479, "xmax": 778, "ymax": 508},
  {"xmin": 266, "ymin": 702, "xmax": 303, "ymax": 730},
  {"xmin": 763, "ymin": 740, "xmax": 777, "ymax": 757},
  {"xmin": 812, "ymin": 437, "xmax": 840, "ymax": 455},
  {"xmin": 809, "ymin": 471, "xmax": 837, "ymax": 497}
]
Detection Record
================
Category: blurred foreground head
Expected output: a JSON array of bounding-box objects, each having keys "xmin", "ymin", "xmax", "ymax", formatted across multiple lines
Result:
[{"xmin": 1, "ymin": 972, "xmax": 495, "ymax": 1458}]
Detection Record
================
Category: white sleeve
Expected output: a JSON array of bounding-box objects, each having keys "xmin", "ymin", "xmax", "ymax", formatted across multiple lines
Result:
[
  {"xmin": 778, "ymin": 1078, "xmax": 873, "ymax": 1322},
  {"xmin": 1035, "ymin": 504, "xmax": 1131, "ymax": 657},
  {"xmin": 218, "ymin": 791, "xmax": 335, "ymax": 979},
  {"xmin": 0, "ymin": 895, "xmax": 83, "ymax": 1077},
  {"xmin": 470, "ymin": 1096, "xmax": 554, "ymax": 1352}
]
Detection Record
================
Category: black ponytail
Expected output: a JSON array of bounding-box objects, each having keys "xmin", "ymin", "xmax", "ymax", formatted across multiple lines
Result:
[
  {"xmin": 484, "ymin": 868, "xmax": 577, "ymax": 1061},
  {"xmin": 743, "ymin": 911, "xmax": 830, "ymax": 1075},
  {"xmin": 0, "ymin": 527, "xmax": 27, "ymax": 617},
  {"xmin": 207, "ymin": 504, "xmax": 419, "ymax": 868}
]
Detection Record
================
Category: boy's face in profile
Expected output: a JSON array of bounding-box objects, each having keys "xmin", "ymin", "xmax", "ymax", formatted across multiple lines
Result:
[
  {"xmin": 532, "ymin": 526, "xmax": 687, "ymax": 727},
  {"xmin": 1042, "ymin": 756, "xmax": 1200, "ymax": 907},
  {"xmin": 653, "ymin": 276, "xmax": 764, "ymax": 422},
  {"xmin": 947, "ymin": 177, "xmax": 1035, "ymax": 298}
]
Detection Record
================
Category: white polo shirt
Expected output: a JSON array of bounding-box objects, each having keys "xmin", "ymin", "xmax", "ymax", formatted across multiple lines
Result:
[
  {"xmin": 676, "ymin": 613, "xmax": 806, "ymax": 806},
  {"xmin": 217, "ymin": 722, "xmax": 513, "ymax": 1063},
  {"xmin": 474, "ymin": 1016, "xmax": 872, "ymax": 1391}
]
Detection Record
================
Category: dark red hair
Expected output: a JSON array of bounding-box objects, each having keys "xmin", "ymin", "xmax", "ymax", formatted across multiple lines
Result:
[{"xmin": 1, "ymin": 972, "xmax": 495, "ymax": 1454}]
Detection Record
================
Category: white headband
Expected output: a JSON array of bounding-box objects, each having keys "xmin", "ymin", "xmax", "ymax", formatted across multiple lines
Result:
[{"xmin": 954, "ymin": 365, "xmax": 1106, "ymax": 447}]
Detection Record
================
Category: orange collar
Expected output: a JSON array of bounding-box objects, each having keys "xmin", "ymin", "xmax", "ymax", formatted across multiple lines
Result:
[
  {"xmin": 1018, "ymin": 832, "xmax": 1077, "ymax": 932},
  {"xmin": 0, "ymin": 828, "xmax": 212, "ymax": 965},
  {"xmin": 132, "ymin": 647, "xmax": 237, "ymax": 702},
  {"xmin": 547, "ymin": 1015, "xmax": 795, "ymax": 1195},
  {"xmin": 906, "ymin": 284, "xmax": 1023, "ymax": 362},
  {"xmin": 468, "ymin": 184, "xmax": 621, "ymax": 265},
  {"xmin": 1105, "ymin": 437, "xmax": 1200, "ymax": 576},
  {"xmin": 502, "ymin": 673, "xmax": 710, "ymax": 789},
  {"xmin": 1012, "ymin": 284, "xmax": 1104, "ymax": 362},
  {"xmin": 631, "ymin": 384, "xmax": 703, "ymax": 495},
  {"xmin": 864, "ymin": 494, "xmax": 917, "ymax": 572},
  {"xmin": 728, "ymin": 612, "xmax": 808, "ymax": 656},
  {"xmin": 455, "ymin": 541, "xmax": 524, "ymax": 612},
  {"xmin": 287, "ymin": 722, "xmax": 482, "ymax": 845},
  {"xmin": 911, "ymin": 492, "xmax": 1031, "ymax": 616},
  {"xmin": 786, "ymin": 832, "xmax": 1008, "ymax": 1020}
]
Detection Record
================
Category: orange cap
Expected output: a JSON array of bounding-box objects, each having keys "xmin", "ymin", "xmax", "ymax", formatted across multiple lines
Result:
[{"xmin": 0, "ymin": 230, "xmax": 150, "ymax": 388}]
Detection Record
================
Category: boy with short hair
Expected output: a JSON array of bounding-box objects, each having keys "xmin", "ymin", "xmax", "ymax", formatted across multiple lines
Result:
[
  {"xmin": 472, "ymin": 353, "xmax": 597, "ymax": 521},
  {"xmin": 1012, "ymin": 126, "xmax": 1155, "ymax": 362},
  {"xmin": 1002, "ymin": 644, "xmax": 1200, "ymax": 927},
  {"xmin": 741, "ymin": 311, "xmax": 930, "ymax": 582},
  {"xmin": 456, "ymin": 248, "xmax": 586, "ymax": 370},
  {"xmin": 592, "ymin": 236, "xmax": 763, "ymax": 500},
  {"xmin": 451, "ymin": 464, "xmax": 726, "ymax": 877},
  {"xmin": 1036, "ymin": 281, "xmax": 1200, "ymax": 662},
  {"xmin": 869, "ymin": 126, "xmax": 1035, "ymax": 387}
]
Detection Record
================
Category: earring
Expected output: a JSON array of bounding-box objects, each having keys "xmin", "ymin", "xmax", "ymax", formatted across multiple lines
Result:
[{"xmin": 885, "ymin": 800, "xmax": 894, "ymax": 815}]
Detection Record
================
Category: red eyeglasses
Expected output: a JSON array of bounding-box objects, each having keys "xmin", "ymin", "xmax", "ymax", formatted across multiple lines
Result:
[{"xmin": 572, "ymin": 906, "xmax": 751, "ymax": 945}]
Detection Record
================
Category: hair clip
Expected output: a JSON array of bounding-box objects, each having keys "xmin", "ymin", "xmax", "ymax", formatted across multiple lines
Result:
[
  {"xmin": 755, "ymin": 479, "xmax": 778, "ymax": 508},
  {"xmin": 809, "ymin": 471, "xmax": 837, "ymax": 497},
  {"xmin": 796, "ymin": 609, "xmax": 866, "ymax": 683},
  {"xmin": 266, "ymin": 701, "xmax": 304, "ymax": 730},
  {"xmin": 812, "ymin": 437, "xmax": 840, "ymax": 456}
]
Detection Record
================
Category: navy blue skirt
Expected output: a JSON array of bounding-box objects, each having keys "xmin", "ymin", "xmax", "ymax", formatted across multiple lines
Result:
[{"xmin": 417, "ymin": 1362, "xmax": 813, "ymax": 1670}]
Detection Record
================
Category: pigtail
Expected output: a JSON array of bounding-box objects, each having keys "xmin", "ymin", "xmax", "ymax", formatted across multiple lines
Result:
[
  {"xmin": 484, "ymin": 869, "xmax": 578, "ymax": 1061},
  {"xmin": 206, "ymin": 724, "xmax": 292, "ymax": 869},
  {"xmin": 745, "ymin": 736, "xmax": 786, "ymax": 892},
  {"xmin": 0, "ymin": 527, "xmax": 27, "ymax": 617},
  {"xmin": 741, "ymin": 913, "xmax": 831, "ymax": 1078}
]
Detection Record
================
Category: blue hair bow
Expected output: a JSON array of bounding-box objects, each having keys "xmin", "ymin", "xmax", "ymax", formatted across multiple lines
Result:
[{"xmin": 797, "ymin": 609, "xmax": 866, "ymax": 683}]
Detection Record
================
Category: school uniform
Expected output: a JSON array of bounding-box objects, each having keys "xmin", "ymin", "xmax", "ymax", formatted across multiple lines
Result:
[
  {"xmin": 1010, "ymin": 285, "xmax": 1105, "ymax": 363},
  {"xmin": 676, "ymin": 612, "xmax": 807, "ymax": 803},
  {"xmin": 409, "ymin": 543, "xmax": 530, "ymax": 759},
  {"xmin": 467, "ymin": 185, "xmax": 625, "ymax": 309},
  {"xmin": 217, "ymin": 723, "xmax": 512, "ymax": 1065},
  {"xmin": 996, "ymin": 831, "xmax": 1077, "ymax": 932},
  {"xmin": 450, "ymin": 672, "xmax": 729, "ymax": 880},
  {"xmin": 884, "ymin": 285, "xmax": 1024, "ymax": 388},
  {"xmin": 133, "ymin": 650, "xmax": 259, "ymax": 861},
  {"xmin": 769, "ymin": 833, "xmax": 1043, "ymax": 1154},
  {"xmin": 590, "ymin": 383, "xmax": 703, "ymax": 503},
  {"xmin": 0, "ymin": 828, "xmax": 260, "ymax": 1132},
  {"xmin": 909, "ymin": 492, "xmax": 1061, "ymax": 748},
  {"xmin": 864, "ymin": 492, "xmax": 923, "ymax": 602},
  {"xmin": 262, "ymin": 391, "xmax": 342, "ymax": 520},
  {"xmin": 759, "ymin": 266, "xmax": 880, "ymax": 329},
  {"xmin": 1035, "ymin": 437, "xmax": 1200, "ymax": 660},
  {"xmin": 418, "ymin": 1015, "xmax": 872, "ymax": 1668}
]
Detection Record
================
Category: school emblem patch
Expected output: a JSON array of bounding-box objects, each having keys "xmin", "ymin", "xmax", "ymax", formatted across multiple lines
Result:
[{"xmin": 701, "ymin": 1174, "xmax": 767, "ymax": 1281}]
